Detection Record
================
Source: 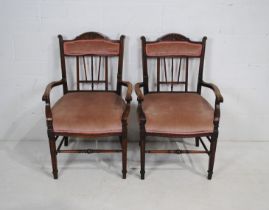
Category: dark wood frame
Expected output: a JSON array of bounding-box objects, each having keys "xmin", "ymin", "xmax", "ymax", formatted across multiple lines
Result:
[
  {"xmin": 42, "ymin": 32, "xmax": 132, "ymax": 179},
  {"xmin": 135, "ymin": 33, "xmax": 223, "ymax": 180}
]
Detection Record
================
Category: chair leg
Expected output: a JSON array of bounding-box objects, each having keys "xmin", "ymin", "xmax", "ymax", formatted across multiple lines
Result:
[
  {"xmin": 122, "ymin": 136, "xmax": 127, "ymax": 179},
  {"xmin": 64, "ymin": 136, "xmax": 69, "ymax": 147},
  {"xmin": 48, "ymin": 135, "xmax": 58, "ymax": 179},
  {"xmin": 207, "ymin": 132, "xmax": 218, "ymax": 180},
  {"xmin": 195, "ymin": 137, "xmax": 199, "ymax": 147},
  {"xmin": 140, "ymin": 132, "xmax": 145, "ymax": 180},
  {"xmin": 119, "ymin": 136, "xmax": 123, "ymax": 148}
]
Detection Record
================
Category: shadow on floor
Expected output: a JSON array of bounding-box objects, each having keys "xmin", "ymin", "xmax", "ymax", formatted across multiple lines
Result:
[{"xmin": 3, "ymin": 119, "xmax": 209, "ymax": 179}]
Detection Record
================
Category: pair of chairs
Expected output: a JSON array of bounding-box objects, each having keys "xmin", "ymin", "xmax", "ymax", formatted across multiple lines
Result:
[{"xmin": 42, "ymin": 32, "xmax": 223, "ymax": 180}]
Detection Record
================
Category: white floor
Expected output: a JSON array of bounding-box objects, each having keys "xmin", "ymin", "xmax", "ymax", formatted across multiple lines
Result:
[{"xmin": 0, "ymin": 138, "xmax": 268, "ymax": 210}]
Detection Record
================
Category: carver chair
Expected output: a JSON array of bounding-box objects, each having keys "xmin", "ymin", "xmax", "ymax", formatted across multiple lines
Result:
[
  {"xmin": 135, "ymin": 33, "xmax": 223, "ymax": 180},
  {"xmin": 42, "ymin": 32, "xmax": 132, "ymax": 179}
]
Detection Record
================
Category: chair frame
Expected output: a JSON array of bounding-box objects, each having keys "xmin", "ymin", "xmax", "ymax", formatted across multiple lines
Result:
[
  {"xmin": 42, "ymin": 32, "xmax": 132, "ymax": 179},
  {"xmin": 135, "ymin": 33, "xmax": 223, "ymax": 180}
]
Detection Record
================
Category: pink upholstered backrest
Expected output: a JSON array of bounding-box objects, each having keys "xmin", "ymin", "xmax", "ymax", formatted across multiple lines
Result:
[
  {"xmin": 59, "ymin": 32, "xmax": 125, "ymax": 92},
  {"xmin": 63, "ymin": 39, "xmax": 120, "ymax": 56},
  {"xmin": 145, "ymin": 41, "xmax": 202, "ymax": 57},
  {"xmin": 141, "ymin": 34, "xmax": 206, "ymax": 93}
]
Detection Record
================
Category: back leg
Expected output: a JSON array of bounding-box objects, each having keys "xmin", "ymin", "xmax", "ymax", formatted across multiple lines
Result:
[
  {"xmin": 64, "ymin": 136, "xmax": 69, "ymax": 146},
  {"xmin": 195, "ymin": 137, "xmax": 199, "ymax": 147}
]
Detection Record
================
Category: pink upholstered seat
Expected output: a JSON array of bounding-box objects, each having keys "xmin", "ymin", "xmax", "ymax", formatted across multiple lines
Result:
[
  {"xmin": 52, "ymin": 92, "xmax": 125, "ymax": 135},
  {"xmin": 142, "ymin": 93, "xmax": 214, "ymax": 135}
]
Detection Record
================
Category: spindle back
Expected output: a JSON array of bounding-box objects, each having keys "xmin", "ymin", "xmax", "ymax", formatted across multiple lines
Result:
[
  {"xmin": 58, "ymin": 32, "xmax": 125, "ymax": 94},
  {"xmin": 141, "ymin": 33, "xmax": 207, "ymax": 94}
]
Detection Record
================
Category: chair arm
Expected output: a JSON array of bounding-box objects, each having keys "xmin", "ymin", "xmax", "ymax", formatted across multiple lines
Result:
[
  {"xmin": 201, "ymin": 81, "xmax": 223, "ymax": 125},
  {"xmin": 42, "ymin": 79, "xmax": 64, "ymax": 103},
  {"xmin": 119, "ymin": 81, "xmax": 132, "ymax": 103},
  {"xmin": 135, "ymin": 82, "xmax": 146, "ymax": 122},
  {"xmin": 201, "ymin": 81, "xmax": 223, "ymax": 104},
  {"xmin": 135, "ymin": 82, "xmax": 144, "ymax": 103}
]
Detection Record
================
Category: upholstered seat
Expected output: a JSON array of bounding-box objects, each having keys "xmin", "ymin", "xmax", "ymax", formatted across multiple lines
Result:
[
  {"xmin": 142, "ymin": 93, "xmax": 214, "ymax": 135},
  {"xmin": 52, "ymin": 92, "xmax": 125, "ymax": 135}
]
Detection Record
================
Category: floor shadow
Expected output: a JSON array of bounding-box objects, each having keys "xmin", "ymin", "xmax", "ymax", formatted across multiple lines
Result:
[
  {"xmin": 141, "ymin": 137, "xmax": 207, "ymax": 179},
  {"xmin": 3, "ymin": 118, "xmax": 210, "ymax": 179},
  {"xmin": 2, "ymin": 118, "xmax": 52, "ymax": 178}
]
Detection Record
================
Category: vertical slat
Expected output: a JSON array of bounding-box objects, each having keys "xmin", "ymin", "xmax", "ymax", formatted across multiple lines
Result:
[
  {"xmin": 157, "ymin": 58, "xmax": 160, "ymax": 92},
  {"xmin": 76, "ymin": 56, "xmax": 80, "ymax": 90},
  {"xmin": 171, "ymin": 58, "xmax": 174, "ymax": 92},
  {"xmin": 185, "ymin": 57, "xmax": 189, "ymax": 92},
  {"xmin": 163, "ymin": 58, "xmax": 167, "ymax": 83},
  {"xmin": 105, "ymin": 56, "xmax": 108, "ymax": 90},
  {"xmin": 177, "ymin": 58, "xmax": 182, "ymax": 82},
  {"xmin": 82, "ymin": 56, "xmax": 88, "ymax": 81},
  {"xmin": 97, "ymin": 56, "xmax": 101, "ymax": 83},
  {"xmin": 91, "ymin": 56, "xmax": 94, "ymax": 90}
]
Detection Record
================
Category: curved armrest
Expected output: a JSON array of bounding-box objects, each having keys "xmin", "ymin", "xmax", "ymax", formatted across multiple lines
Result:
[
  {"xmin": 135, "ymin": 82, "xmax": 144, "ymax": 103},
  {"xmin": 42, "ymin": 79, "xmax": 64, "ymax": 103},
  {"xmin": 119, "ymin": 81, "xmax": 132, "ymax": 103},
  {"xmin": 201, "ymin": 81, "xmax": 223, "ymax": 103},
  {"xmin": 201, "ymin": 81, "xmax": 223, "ymax": 125},
  {"xmin": 42, "ymin": 79, "xmax": 64, "ymax": 124}
]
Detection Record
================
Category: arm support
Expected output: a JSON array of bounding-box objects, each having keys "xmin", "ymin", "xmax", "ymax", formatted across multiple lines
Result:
[
  {"xmin": 42, "ymin": 79, "xmax": 65, "ymax": 103},
  {"xmin": 201, "ymin": 81, "xmax": 223, "ymax": 125},
  {"xmin": 42, "ymin": 80, "xmax": 64, "ymax": 126},
  {"xmin": 119, "ymin": 81, "xmax": 132, "ymax": 103},
  {"xmin": 120, "ymin": 81, "xmax": 132, "ymax": 122},
  {"xmin": 135, "ymin": 82, "xmax": 146, "ymax": 122},
  {"xmin": 135, "ymin": 82, "xmax": 144, "ymax": 103},
  {"xmin": 201, "ymin": 81, "xmax": 223, "ymax": 103}
]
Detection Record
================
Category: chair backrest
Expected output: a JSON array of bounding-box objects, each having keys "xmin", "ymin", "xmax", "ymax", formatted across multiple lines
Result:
[
  {"xmin": 58, "ymin": 32, "xmax": 125, "ymax": 94},
  {"xmin": 141, "ymin": 33, "xmax": 207, "ymax": 94}
]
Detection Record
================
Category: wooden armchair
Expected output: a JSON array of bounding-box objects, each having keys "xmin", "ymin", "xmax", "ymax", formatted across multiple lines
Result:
[
  {"xmin": 42, "ymin": 32, "xmax": 132, "ymax": 179},
  {"xmin": 135, "ymin": 33, "xmax": 223, "ymax": 180}
]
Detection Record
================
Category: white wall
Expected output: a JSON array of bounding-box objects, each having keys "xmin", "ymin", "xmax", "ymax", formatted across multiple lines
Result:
[{"xmin": 0, "ymin": 0, "xmax": 269, "ymax": 141}]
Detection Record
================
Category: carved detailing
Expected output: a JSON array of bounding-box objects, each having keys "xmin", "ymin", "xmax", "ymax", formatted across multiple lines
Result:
[
  {"xmin": 145, "ymin": 149, "xmax": 208, "ymax": 154},
  {"xmin": 58, "ymin": 149, "xmax": 122, "ymax": 153},
  {"xmin": 75, "ymin": 32, "xmax": 108, "ymax": 40},
  {"xmin": 157, "ymin": 33, "xmax": 190, "ymax": 41}
]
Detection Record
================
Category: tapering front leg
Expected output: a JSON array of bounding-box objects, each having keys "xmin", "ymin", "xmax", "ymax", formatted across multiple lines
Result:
[
  {"xmin": 140, "ymin": 122, "xmax": 146, "ymax": 180},
  {"xmin": 122, "ymin": 136, "xmax": 127, "ymax": 179},
  {"xmin": 195, "ymin": 137, "xmax": 199, "ymax": 147},
  {"xmin": 121, "ymin": 121, "xmax": 128, "ymax": 179},
  {"xmin": 208, "ymin": 131, "xmax": 218, "ymax": 180},
  {"xmin": 48, "ymin": 132, "xmax": 58, "ymax": 179},
  {"xmin": 140, "ymin": 135, "xmax": 145, "ymax": 180}
]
